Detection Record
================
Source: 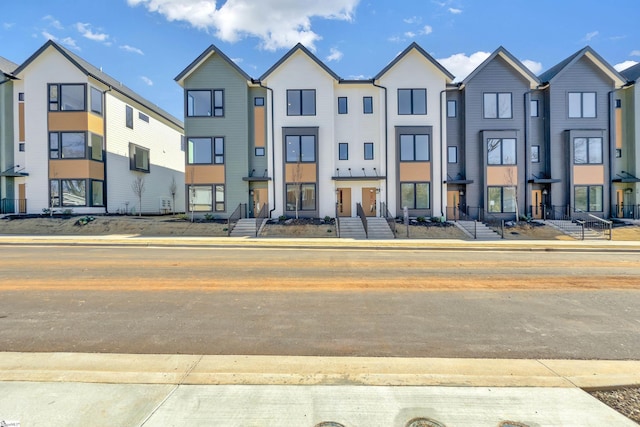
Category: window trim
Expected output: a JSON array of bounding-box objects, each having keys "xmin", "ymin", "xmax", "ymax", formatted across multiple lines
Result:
[
  {"xmin": 338, "ymin": 143, "xmax": 348, "ymax": 160},
  {"xmin": 487, "ymin": 138, "xmax": 517, "ymax": 166},
  {"xmin": 568, "ymin": 92, "xmax": 597, "ymax": 118},
  {"xmin": 574, "ymin": 185, "xmax": 603, "ymax": 212},
  {"xmin": 363, "ymin": 96, "xmax": 373, "ymax": 114},
  {"xmin": 287, "ymin": 89, "xmax": 316, "ymax": 116},
  {"xmin": 399, "ymin": 134, "xmax": 430, "ymax": 162},
  {"xmin": 138, "ymin": 112, "xmax": 149, "ymax": 123},
  {"xmin": 400, "ymin": 182, "xmax": 430, "ymax": 210},
  {"xmin": 364, "ymin": 142, "xmax": 374, "ymax": 160},
  {"xmin": 90, "ymin": 179, "xmax": 105, "ymax": 207},
  {"xmin": 285, "ymin": 135, "xmax": 316, "ymax": 163},
  {"xmin": 255, "ymin": 147, "xmax": 265, "ymax": 157},
  {"xmin": 337, "ymin": 97, "xmax": 348, "ymax": 114},
  {"xmin": 213, "ymin": 137, "xmax": 224, "ymax": 165},
  {"xmin": 254, "ymin": 97, "xmax": 265, "ymax": 107},
  {"xmin": 90, "ymin": 133, "xmax": 104, "ymax": 162},
  {"xmin": 90, "ymin": 87, "xmax": 103, "ymax": 116},
  {"xmin": 187, "ymin": 137, "xmax": 213, "ymax": 165},
  {"xmin": 447, "ymin": 100, "xmax": 457, "ymax": 118},
  {"xmin": 50, "ymin": 178, "xmax": 88, "ymax": 207},
  {"xmin": 286, "ymin": 183, "xmax": 317, "ymax": 212},
  {"xmin": 48, "ymin": 83, "xmax": 86, "ymax": 112},
  {"xmin": 573, "ymin": 137, "xmax": 602, "ymax": 165},
  {"xmin": 448, "ymin": 146, "xmax": 458, "ymax": 164},
  {"xmin": 487, "ymin": 186, "xmax": 517, "ymax": 213},
  {"xmin": 483, "ymin": 92, "xmax": 513, "ymax": 119},
  {"xmin": 49, "ymin": 131, "xmax": 87, "ymax": 160},
  {"xmin": 398, "ymin": 88, "xmax": 427, "ymax": 115},
  {"xmin": 129, "ymin": 143, "xmax": 150, "ymax": 173},
  {"xmin": 126, "ymin": 105, "xmax": 134, "ymax": 129}
]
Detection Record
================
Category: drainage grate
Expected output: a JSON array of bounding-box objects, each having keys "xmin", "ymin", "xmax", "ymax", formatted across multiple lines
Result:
[{"xmin": 405, "ymin": 417, "xmax": 446, "ymax": 427}]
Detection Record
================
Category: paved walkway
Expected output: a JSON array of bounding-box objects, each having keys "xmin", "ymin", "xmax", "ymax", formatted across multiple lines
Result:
[{"xmin": 1, "ymin": 353, "xmax": 639, "ymax": 426}]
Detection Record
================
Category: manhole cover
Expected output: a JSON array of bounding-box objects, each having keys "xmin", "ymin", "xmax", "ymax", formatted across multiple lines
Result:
[
  {"xmin": 406, "ymin": 417, "xmax": 446, "ymax": 427},
  {"xmin": 315, "ymin": 423, "xmax": 345, "ymax": 427}
]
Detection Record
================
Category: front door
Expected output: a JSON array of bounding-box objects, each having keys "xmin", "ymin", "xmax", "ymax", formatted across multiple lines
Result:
[
  {"xmin": 18, "ymin": 184, "xmax": 26, "ymax": 213},
  {"xmin": 531, "ymin": 189, "xmax": 542, "ymax": 219},
  {"xmin": 252, "ymin": 188, "xmax": 268, "ymax": 217},
  {"xmin": 616, "ymin": 189, "xmax": 624, "ymax": 218},
  {"xmin": 362, "ymin": 187, "xmax": 377, "ymax": 217},
  {"xmin": 447, "ymin": 190, "xmax": 459, "ymax": 220},
  {"xmin": 337, "ymin": 188, "xmax": 351, "ymax": 217}
]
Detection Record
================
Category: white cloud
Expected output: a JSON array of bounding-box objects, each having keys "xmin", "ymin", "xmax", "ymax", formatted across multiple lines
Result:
[
  {"xmin": 404, "ymin": 31, "xmax": 416, "ymax": 38},
  {"xmin": 422, "ymin": 25, "xmax": 433, "ymax": 35},
  {"xmin": 141, "ymin": 76, "xmax": 154, "ymax": 86},
  {"xmin": 388, "ymin": 35, "xmax": 402, "ymax": 43},
  {"xmin": 127, "ymin": 0, "xmax": 360, "ymax": 51},
  {"xmin": 120, "ymin": 44, "xmax": 144, "ymax": 55},
  {"xmin": 522, "ymin": 59, "xmax": 543, "ymax": 75},
  {"xmin": 326, "ymin": 47, "xmax": 343, "ymax": 62},
  {"xmin": 60, "ymin": 37, "xmax": 80, "ymax": 51},
  {"xmin": 41, "ymin": 31, "xmax": 57, "ymax": 41},
  {"xmin": 43, "ymin": 15, "xmax": 64, "ymax": 30},
  {"xmin": 76, "ymin": 23, "xmax": 109, "ymax": 42},
  {"xmin": 614, "ymin": 60, "xmax": 638, "ymax": 72},
  {"xmin": 584, "ymin": 30, "xmax": 599, "ymax": 42},
  {"xmin": 437, "ymin": 51, "xmax": 490, "ymax": 81},
  {"xmin": 403, "ymin": 16, "xmax": 421, "ymax": 24},
  {"xmin": 3, "ymin": 23, "xmax": 15, "ymax": 30},
  {"xmin": 631, "ymin": 50, "xmax": 640, "ymax": 57},
  {"xmin": 347, "ymin": 74, "xmax": 368, "ymax": 80},
  {"xmin": 231, "ymin": 57, "xmax": 243, "ymax": 64},
  {"xmin": 448, "ymin": 7, "xmax": 462, "ymax": 14}
]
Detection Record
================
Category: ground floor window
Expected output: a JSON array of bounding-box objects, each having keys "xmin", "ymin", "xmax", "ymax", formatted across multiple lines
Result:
[
  {"xmin": 50, "ymin": 179, "xmax": 87, "ymax": 207},
  {"xmin": 488, "ymin": 186, "xmax": 516, "ymax": 213},
  {"xmin": 188, "ymin": 185, "xmax": 225, "ymax": 212},
  {"xmin": 286, "ymin": 183, "xmax": 316, "ymax": 211},
  {"xmin": 91, "ymin": 180, "xmax": 104, "ymax": 206},
  {"xmin": 575, "ymin": 185, "xmax": 602, "ymax": 212},
  {"xmin": 400, "ymin": 182, "xmax": 430, "ymax": 209}
]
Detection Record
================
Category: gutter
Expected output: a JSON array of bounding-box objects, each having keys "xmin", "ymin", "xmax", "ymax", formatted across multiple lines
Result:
[
  {"xmin": 256, "ymin": 80, "xmax": 276, "ymax": 219},
  {"xmin": 372, "ymin": 82, "xmax": 388, "ymax": 214}
]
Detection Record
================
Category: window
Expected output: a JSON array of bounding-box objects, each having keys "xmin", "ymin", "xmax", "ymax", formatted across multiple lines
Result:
[
  {"xmin": 448, "ymin": 146, "xmax": 457, "ymax": 164},
  {"xmin": 188, "ymin": 138, "xmax": 212, "ymax": 164},
  {"xmin": 338, "ymin": 143, "xmax": 348, "ymax": 160},
  {"xmin": 399, "ymin": 134, "xmax": 429, "ymax": 161},
  {"xmin": 286, "ymin": 183, "xmax": 316, "ymax": 211},
  {"xmin": 50, "ymin": 179, "xmax": 87, "ymax": 207},
  {"xmin": 187, "ymin": 90, "xmax": 211, "ymax": 116},
  {"xmin": 364, "ymin": 142, "xmax": 374, "ymax": 160},
  {"xmin": 615, "ymin": 99, "xmax": 622, "ymax": 109},
  {"xmin": 487, "ymin": 138, "xmax": 516, "ymax": 165},
  {"xmin": 530, "ymin": 100, "xmax": 539, "ymax": 117},
  {"xmin": 574, "ymin": 137, "xmax": 602, "ymax": 164},
  {"xmin": 338, "ymin": 97, "xmax": 348, "ymax": 114},
  {"xmin": 215, "ymin": 184, "xmax": 225, "ymax": 211},
  {"xmin": 484, "ymin": 92, "xmax": 512, "ymax": 119},
  {"xmin": 447, "ymin": 100, "xmax": 457, "ymax": 118},
  {"xmin": 19, "ymin": 143, "xmax": 25, "ymax": 152},
  {"xmin": 616, "ymin": 148, "xmax": 622, "ymax": 158},
  {"xmin": 91, "ymin": 180, "xmax": 104, "ymax": 207},
  {"xmin": 213, "ymin": 137, "xmax": 224, "ymax": 164},
  {"xmin": 401, "ymin": 182, "xmax": 430, "ymax": 209},
  {"xmin": 126, "ymin": 105, "xmax": 133, "ymax": 129},
  {"xmin": 398, "ymin": 89, "xmax": 426, "ymax": 115},
  {"xmin": 90, "ymin": 87, "xmax": 103, "ymax": 115},
  {"xmin": 575, "ymin": 185, "xmax": 602, "ymax": 212},
  {"xmin": 363, "ymin": 96, "xmax": 373, "ymax": 114},
  {"xmin": 49, "ymin": 132, "xmax": 86, "ymax": 159},
  {"xmin": 287, "ymin": 90, "xmax": 316, "ymax": 116},
  {"xmin": 255, "ymin": 147, "xmax": 265, "ymax": 156},
  {"xmin": 138, "ymin": 112, "xmax": 149, "ymax": 123},
  {"xmin": 129, "ymin": 143, "xmax": 150, "ymax": 172},
  {"xmin": 49, "ymin": 84, "xmax": 85, "ymax": 111},
  {"xmin": 254, "ymin": 97, "xmax": 265, "ymax": 106},
  {"xmin": 180, "ymin": 136, "xmax": 185, "ymax": 152},
  {"xmin": 90, "ymin": 134, "xmax": 103, "ymax": 161},
  {"xmin": 568, "ymin": 92, "xmax": 596, "ymax": 118},
  {"xmin": 213, "ymin": 90, "xmax": 224, "ymax": 116},
  {"xmin": 189, "ymin": 185, "xmax": 212, "ymax": 211},
  {"xmin": 488, "ymin": 186, "xmax": 516, "ymax": 213},
  {"xmin": 18, "ymin": 92, "xmax": 24, "ymax": 101},
  {"xmin": 50, "ymin": 180, "xmax": 60, "ymax": 207},
  {"xmin": 286, "ymin": 135, "xmax": 315, "ymax": 162},
  {"xmin": 531, "ymin": 145, "xmax": 540, "ymax": 163}
]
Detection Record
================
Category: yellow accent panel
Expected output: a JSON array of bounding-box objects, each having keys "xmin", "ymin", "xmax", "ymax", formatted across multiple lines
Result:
[
  {"xmin": 89, "ymin": 161, "xmax": 105, "ymax": 180},
  {"xmin": 399, "ymin": 162, "xmax": 430, "ymax": 182},
  {"xmin": 186, "ymin": 165, "xmax": 225, "ymax": 184},
  {"xmin": 18, "ymin": 103, "xmax": 25, "ymax": 142},
  {"xmin": 254, "ymin": 106, "xmax": 265, "ymax": 148},
  {"xmin": 487, "ymin": 166, "xmax": 518, "ymax": 186},
  {"xmin": 573, "ymin": 165, "xmax": 604, "ymax": 185},
  {"xmin": 49, "ymin": 160, "xmax": 103, "ymax": 179},
  {"xmin": 48, "ymin": 112, "xmax": 89, "ymax": 131},
  {"xmin": 88, "ymin": 113, "xmax": 104, "ymax": 136},
  {"xmin": 286, "ymin": 163, "xmax": 316, "ymax": 183},
  {"xmin": 616, "ymin": 108, "xmax": 622, "ymax": 149}
]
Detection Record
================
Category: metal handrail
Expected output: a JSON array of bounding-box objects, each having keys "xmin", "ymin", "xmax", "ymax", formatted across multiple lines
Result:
[
  {"xmin": 356, "ymin": 202, "xmax": 368, "ymax": 238},
  {"xmin": 227, "ymin": 203, "xmax": 246, "ymax": 236},
  {"xmin": 380, "ymin": 202, "xmax": 396, "ymax": 238},
  {"xmin": 255, "ymin": 203, "xmax": 268, "ymax": 237},
  {"xmin": 612, "ymin": 204, "xmax": 639, "ymax": 220},
  {"xmin": 335, "ymin": 202, "xmax": 340, "ymax": 238},
  {"xmin": 1, "ymin": 198, "xmax": 27, "ymax": 214},
  {"xmin": 585, "ymin": 213, "xmax": 613, "ymax": 240},
  {"xmin": 481, "ymin": 210, "xmax": 505, "ymax": 238}
]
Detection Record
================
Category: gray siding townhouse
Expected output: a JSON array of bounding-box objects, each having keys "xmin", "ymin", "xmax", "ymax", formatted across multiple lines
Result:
[
  {"xmin": 616, "ymin": 63, "xmax": 640, "ymax": 219},
  {"xmin": 0, "ymin": 56, "xmax": 20, "ymax": 214}
]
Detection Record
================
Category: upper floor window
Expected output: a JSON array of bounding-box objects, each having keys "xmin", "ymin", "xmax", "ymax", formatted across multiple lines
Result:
[
  {"xmin": 90, "ymin": 87, "xmax": 103, "ymax": 115},
  {"xmin": 531, "ymin": 145, "xmax": 540, "ymax": 163},
  {"xmin": 126, "ymin": 105, "xmax": 133, "ymax": 129},
  {"xmin": 484, "ymin": 93, "xmax": 512, "ymax": 119},
  {"xmin": 129, "ymin": 143, "xmax": 150, "ymax": 173},
  {"xmin": 90, "ymin": 134, "xmax": 104, "ymax": 161},
  {"xmin": 530, "ymin": 100, "xmax": 539, "ymax": 117},
  {"xmin": 364, "ymin": 142, "xmax": 374, "ymax": 160},
  {"xmin": 447, "ymin": 100, "xmax": 457, "ymax": 118},
  {"xmin": 187, "ymin": 89, "xmax": 224, "ymax": 117},
  {"xmin": 254, "ymin": 97, "xmax": 265, "ymax": 106},
  {"xmin": 187, "ymin": 137, "xmax": 224, "ymax": 165},
  {"xmin": 338, "ymin": 97, "xmax": 348, "ymax": 114},
  {"xmin": 398, "ymin": 89, "xmax": 426, "ymax": 115},
  {"xmin": 363, "ymin": 96, "xmax": 373, "ymax": 114},
  {"xmin": 287, "ymin": 90, "xmax": 316, "ymax": 116},
  {"xmin": 286, "ymin": 135, "xmax": 315, "ymax": 162},
  {"xmin": 49, "ymin": 84, "xmax": 85, "ymax": 112},
  {"xmin": 448, "ymin": 146, "xmax": 458, "ymax": 163},
  {"xmin": 49, "ymin": 132, "xmax": 86, "ymax": 159},
  {"xmin": 574, "ymin": 137, "xmax": 602, "ymax": 164},
  {"xmin": 400, "ymin": 134, "xmax": 429, "ymax": 161},
  {"xmin": 487, "ymin": 138, "xmax": 516, "ymax": 165},
  {"xmin": 138, "ymin": 112, "xmax": 149, "ymax": 123},
  {"xmin": 569, "ymin": 92, "xmax": 596, "ymax": 118},
  {"xmin": 338, "ymin": 143, "xmax": 348, "ymax": 160}
]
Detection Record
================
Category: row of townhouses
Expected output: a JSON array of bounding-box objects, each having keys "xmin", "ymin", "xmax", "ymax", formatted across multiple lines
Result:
[{"xmin": 1, "ymin": 40, "xmax": 640, "ymax": 223}]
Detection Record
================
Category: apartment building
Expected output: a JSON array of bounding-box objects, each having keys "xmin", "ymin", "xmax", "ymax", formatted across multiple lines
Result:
[
  {"xmin": 3, "ymin": 40, "xmax": 185, "ymax": 215},
  {"xmin": 0, "ymin": 56, "xmax": 20, "ymax": 213},
  {"xmin": 616, "ymin": 63, "xmax": 640, "ymax": 218}
]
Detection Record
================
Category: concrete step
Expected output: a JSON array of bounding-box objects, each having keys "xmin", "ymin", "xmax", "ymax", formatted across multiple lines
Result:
[
  {"xmin": 337, "ymin": 218, "xmax": 367, "ymax": 239},
  {"xmin": 230, "ymin": 218, "xmax": 258, "ymax": 237},
  {"xmin": 455, "ymin": 220, "xmax": 502, "ymax": 240},
  {"xmin": 366, "ymin": 218, "xmax": 395, "ymax": 239},
  {"xmin": 545, "ymin": 220, "xmax": 607, "ymax": 240}
]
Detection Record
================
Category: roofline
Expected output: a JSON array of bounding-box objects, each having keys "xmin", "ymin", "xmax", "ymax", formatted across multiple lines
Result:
[
  {"xmin": 539, "ymin": 46, "xmax": 626, "ymax": 87},
  {"xmin": 260, "ymin": 43, "xmax": 341, "ymax": 81},
  {"xmin": 463, "ymin": 46, "xmax": 540, "ymax": 88},
  {"xmin": 374, "ymin": 42, "xmax": 454, "ymax": 81},
  {"xmin": 174, "ymin": 43, "xmax": 252, "ymax": 84},
  {"xmin": 15, "ymin": 40, "xmax": 183, "ymax": 129},
  {"xmin": 338, "ymin": 79, "xmax": 375, "ymax": 84}
]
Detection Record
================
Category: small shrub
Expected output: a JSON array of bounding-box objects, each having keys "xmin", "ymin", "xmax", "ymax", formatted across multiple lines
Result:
[
  {"xmin": 324, "ymin": 215, "xmax": 332, "ymax": 222},
  {"xmin": 417, "ymin": 216, "xmax": 426, "ymax": 223},
  {"xmin": 42, "ymin": 208, "xmax": 51, "ymax": 214},
  {"xmin": 62, "ymin": 209, "xmax": 73, "ymax": 216},
  {"xmin": 204, "ymin": 213, "xmax": 214, "ymax": 221},
  {"xmin": 176, "ymin": 214, "xmax": 189, "ymax": 221},
  {"xmin": 278, "ymin": 215, "xmax": 287, "ymax": 221},
  {"xmin": 327, "ymin": 229, "xmax": 332, "ymax": 233}
]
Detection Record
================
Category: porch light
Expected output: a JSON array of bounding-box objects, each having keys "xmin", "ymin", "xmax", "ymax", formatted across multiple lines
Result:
[
  {"xmin": 459, "ymin": 190, "xmax": 464, "ymax": 196},
  {"xmin": 542, "ymin": 188, "xmax": 548, "ymax": 195}
]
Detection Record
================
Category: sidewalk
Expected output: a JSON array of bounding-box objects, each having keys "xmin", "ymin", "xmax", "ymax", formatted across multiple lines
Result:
[{"xmin": 1, "ymin": 353, "xmax": 639, "ymax": 426}]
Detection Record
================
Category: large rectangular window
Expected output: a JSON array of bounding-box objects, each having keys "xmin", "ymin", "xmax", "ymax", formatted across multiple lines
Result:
[
  {"xmin": 401, "ymin": 182, "xmax": 430, "ymax": 209},
  {"xmin": 487, "ymin": 138, "xmax": 516, "ymax": 165},
  {"xmin": 287, "ymin": 90, "xmax": 316, "ymax": 116},
  {"xmin": 189, "ymin": 185, "xmax": 213, "ymax": 211},
  {"xmin": 483, "ymin": 92, "xmax": 512, "ymax": 119},
  {"xmin": 363, "ymin": 96, "xmax": 373, "ymax": 114},
  {"xmin": 338, "ymin": 97, "xmax": 348, "ymax": 114},
  {"xmin": 573, "ymin": 137, "xmax": 602, "ymax": 164},
  {"xmin": 49, "ymin": 132, "xmax": 86, "ymax": 159},
  {"xmin": 186, "ymin": 90, "xmax": 223, "ymax": 117},
  {"xmin": 575, "ymin": 185, "xmax": 602, "ymax": 212},
  {"xmin": 90, "ymin": 133, "xmax": 104, "ymax": 161},
  {"xmin": 399, "ymin": 134, "xmax": 429, "ymax": 161},
  {"xmin": 129, "ymin": 143, "xmax": 150, "ymax": 173},
  {"xmin": 286, "ymin": 183, "xmax": 316, "ymax": 211},
  {"xmin": 568, "ymin": 92, "xmax": 596, "ymax": 118},
  {"xmin": 91, "ymin": 180, "xmax": 104, "ymax": 207},
  {"xmin": 488, "ymin": 186, "xmax": 516, "ymax": 213},
  {"xmin": 90, "ymin": 87, "xmax": 103, "ymax": 115},
  {"xmin": 188, "ymin": 137, "xmax": 212, "ymax": 164},
  {"xmin": 398, "ymin": 89, "xmax": 427, "ymax": 115},
  {"xmin": 364, "ymin": 142, "xmax": 374, "ymax": 160},
  {"xmin": 286, "ymin": 135, "xmax": 315, "ymax": 162},
  {"xmin": 338, "ymin": 143, "xmax": 348, "ymax": 160},
  {"xmin": 48, "ymin": 84, "xmax": 85, "ymax": 111}
]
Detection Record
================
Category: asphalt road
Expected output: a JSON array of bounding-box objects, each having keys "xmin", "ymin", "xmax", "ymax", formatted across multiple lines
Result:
[{"xmin": 0, "ymin": 245, "xmax": 639, "ymax": 359}]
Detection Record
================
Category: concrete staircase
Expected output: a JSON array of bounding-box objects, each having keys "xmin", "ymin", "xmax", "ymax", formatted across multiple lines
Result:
[
  {"xmin": 544, "ymin": 220, "xmax": 605, "ymax": 240},
  {"xmin": 337, "ymin": 217, "xmax": 367, "ymax": 239},
  {"xmin": 229, "ymin": 218, "xmax": 259, "ymax": 237},
  {"xmin": 454, "ymin": 220, "xmax": 502, "ymax": 240},
  {"xmin": 366, "ymin": 217, "xmax": 395, "ymax": 239}
]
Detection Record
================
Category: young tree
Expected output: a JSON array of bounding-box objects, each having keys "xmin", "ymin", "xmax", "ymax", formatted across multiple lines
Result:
[
  {"xmin": 131, "ymin": 175, "xmax": 146, "ymax": 217},
  {"xmin": 169, "ymin": 176, "xmax": 177, "ymax": 216},
  {"xmin": 291, "ymin": 159, "xmax": 303, "ymax": 220}
]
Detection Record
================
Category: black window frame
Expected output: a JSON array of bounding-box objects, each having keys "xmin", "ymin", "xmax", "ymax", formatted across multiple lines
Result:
[
  {"xmin": 129, "ymin": 143, "xmax": 150, "ymax": 173},
  {"xmin": 363, "ymin": 96, "xmax": 373, "ymax": 114},
  {"xmin": 90, "ymin": 179, "xmax": 105, "ymax": 207},
  {"xmin": 573, "ymin": 137, "xmax": 602, "ymax": 165},
  {"xmin": 338, "ymin": 143, "xmax": 348, "ymax": 160},
  {"xmin": 398, "ymin": 88, "xmax": 427, "ymax": 115},
  {"xmin": 49, "ymin": 131, "xmax": 87, "ymax": 160},
  {"xmin": 187, "ymin": 137, "xmax": 213, "ymax": 165},
  {"xmin": 126, "ymin": 105, "xmax": 134, "ymax": 129},
  {"xmin": 50, "ymin": 178, "xmax": 88, "ymax": 207},
  {"xmin": 90, "ymin": 87, "xmax": 103, "ymax": 116},
  {"xmin": 447, "ymin": 100, "xmax": 457, "ymax": 118},
  {"xmin": 487, "ymin": 138, "xmax": 517, "ymax": 165},
  {"xmin": 364, "ymin": 142, "xmax": 374, "ymax": 160},
  {"xmin": 531, "ymin": 145, "xmax": 540, "ymax": 163},
  {"xmin": 568, "ymin": 92, "xmax": 596, "ymax": 118},
  {"xmin": 285, "ymin": 135, "xmax": 316, "ymax": 163},
  {"xmin": 286, "ymin": 183, "xmax": 317, "ymax": 212},
  {"xmin": 287, "ymin": 89, "xmax": 316, "ymax": 116},
  {"xmin": 213, "ymin": 137, "xmax": 224, "ymax": 164},
  {"xmin": 399, "ymin": 134, "xmax": 430, "ymax": 162},
  {"xmin": 483, "ymin": 92, "xmax": 513, "ymax": 119},
  {"xmin": 138, "ymin": 112, "xmax": 149, "ymax": 123},
  {"xmin": 574, "ymin": 185, "xmax": 603, "ymax": 212},
  {"xmin": 448, "ymin": 146, "xmax": 457, "ymax": 164},
  {"xmin": 255, "ymin": 147, "xmax": 265, "ymax": 157},
  {"xmin": 48, "ymin": 83, "xmax": 86, "ymax": 112},
  {"xmin": 488, "ymin": 186, "xmax": 517, "ymax": 213},
  {"xmin": 400, "ymin": 182, "xmax": 430, "ymax": 210},
  {"xmin": 90, "ymin": 133, "xmax": 104, "ymax": 162},
  {"xmin": 337, "ymin": 97, "xmax": 348, "ymax": 114},
  {"xmin": 254, "ymin": 97, "xmax": 265, "ymax": 107}
]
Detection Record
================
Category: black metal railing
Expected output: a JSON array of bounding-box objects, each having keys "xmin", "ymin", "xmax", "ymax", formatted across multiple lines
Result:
[
  {"xmin": 481, "ymin": 210, "xmax": 505, "ymax": 238},
  {"xmin": 335, "ymin": 202, "xmax": 341, "ymax": 238},
  {"xmin": 446, "ymin": 205, "xmax": 460, "ymax": 221},
  {"xmin": 255, "ymin": 203, "xmax": 268, "ymax": 237},
  {"xmin": 380, "ymin": 202, "xmax": 396, "ymax": 238},
  {"xmin": 356, "ymin": 202, "xmax": 368, "ymax": 238},
  {"xmin": 1, "ymin": 198, "xmax": 27, "ymax": 214},
  {"xmin": 227, "ymin": 203, "xmax": 247, "ymax": 236},
  {"xmin": 583, "ymin": 214, "xmax": 612, "ymax": 240},
  {"xmin": 611, "ymin": 204, "xmax": 639, "ymax": 219}
]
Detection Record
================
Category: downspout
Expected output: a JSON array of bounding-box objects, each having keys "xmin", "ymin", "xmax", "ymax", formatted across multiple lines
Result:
[
  {"xmin": 102, "ymin": 86, "xmax": 112, "ymax": 213},
  {"xmin": 524, "ymin": 89, "xmax": 532, "ymax": 217},
  {"xmin": 608, "ymin": 89, "xmax": 617, "ymax": 219},
  {"xmin": 440, "ymin": 86, "xmax": 459, "ymax": 218},
  {"xmin": 372, "ymin": 81, "xmax": 388, "ymax": 214},
  {"xmin": 257, "ymin": 80, "xmax": 276, "ymax": 219}
]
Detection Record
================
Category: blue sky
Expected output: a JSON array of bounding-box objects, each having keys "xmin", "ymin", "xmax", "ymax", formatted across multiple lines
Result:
[{"xmin": 2, "ymin": 0, "xmax": 639, "ymax": 120}]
